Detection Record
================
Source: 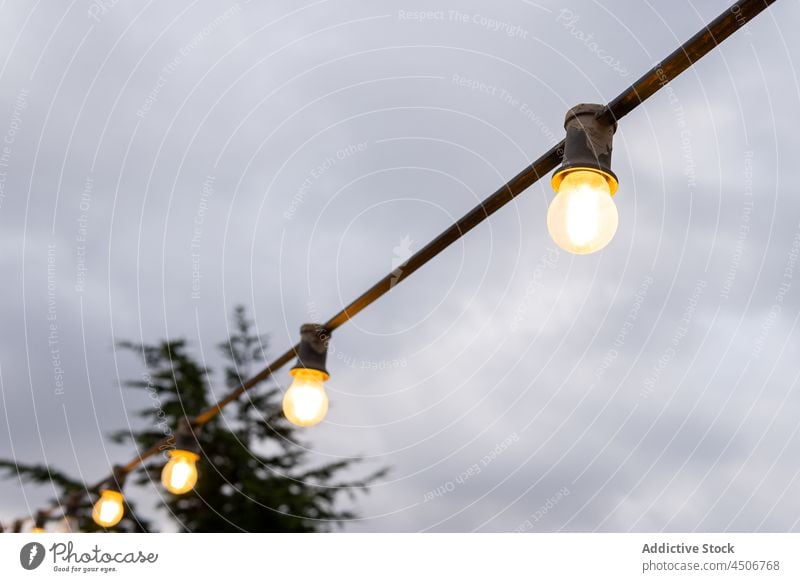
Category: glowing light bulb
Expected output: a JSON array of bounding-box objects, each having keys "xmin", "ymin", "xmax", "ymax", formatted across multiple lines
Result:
[
  {"xmin": 548, "ymin": 169, "xmax": 618, "ymax": 254},
  {"xmin": 161, "ymin": 449, "xmax": 200, "ymax": 494},
  {"xmin": 282, "ymin": 368, "xmax": 329, "ymax": 427},
  {"xmin": 92, "ymin": 490, "xmax": 124, "ymax": 528},
  {"xmin": 32, "ymin": 511, "xmax": 46, "ymax": 532}
]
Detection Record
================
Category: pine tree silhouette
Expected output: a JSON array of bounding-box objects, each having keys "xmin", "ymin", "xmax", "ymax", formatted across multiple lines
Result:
[{"xmin": 0, "ymin": 306, "xmax": 386, "ymax": 532}]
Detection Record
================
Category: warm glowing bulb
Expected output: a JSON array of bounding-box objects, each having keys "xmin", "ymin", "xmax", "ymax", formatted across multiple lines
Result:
[
  {"xmin": 31, "ymin": 527, "xmax": 45, "ymax": 533},
  {"xmin": 91, "ymin": 490, "xmax": 124, "ymax": 528},
  {"xmin": 548, "ymin": 169, "xmax": 618, "ymax": 254},
  {"xmin": 282, "ymin": 368, "xmax": 329, "ymax": 427},
  {"xmin": 161, "ymin": 449, "xmax": 200, "ymax": 494}
]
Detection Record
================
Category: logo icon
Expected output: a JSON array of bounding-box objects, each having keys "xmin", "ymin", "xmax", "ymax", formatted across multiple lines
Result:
[
  {"xmin": 390, "ymin": 235, "xmax": 414, "ymax": 288},
  {"xmin": 20, "ymin": 542, "xmax": 46, "ymax": 570}
]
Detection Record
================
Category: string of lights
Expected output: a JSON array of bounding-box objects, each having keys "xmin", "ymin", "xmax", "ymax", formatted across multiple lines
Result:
[{"xmin": 5, "ymin": 0, "xmax": 777, "ymax": 531}]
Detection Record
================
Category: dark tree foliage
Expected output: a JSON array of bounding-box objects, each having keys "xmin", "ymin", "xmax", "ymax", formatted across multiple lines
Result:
[{"xmin": 1, "ymin": 306, "xmax": 385, "ymax": 532}]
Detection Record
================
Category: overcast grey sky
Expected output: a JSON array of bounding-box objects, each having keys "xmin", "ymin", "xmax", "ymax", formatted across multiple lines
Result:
[{"xmin": 1, "ymin": 0, "xmax": 799, "ymax": 532}]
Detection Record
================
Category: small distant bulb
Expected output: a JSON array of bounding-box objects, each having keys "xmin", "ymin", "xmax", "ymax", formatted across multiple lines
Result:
[
  {"xmin": 92, "ymin": 490, "xmax": 125, "ymax": 528},
  {"xmin": 282, "ymin": 368, "xmax": 329, "ymax": 427},
  {"xmin": 548, "ymin": 169, "xmax": 618, "ymax": 254},
  {"xmin": 31, "ymin": 527, "xmax": 45, "ymax": 534},
  {"xmin": 161, "ymin": 450, "xmax": 200, "ymax": 494}
]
